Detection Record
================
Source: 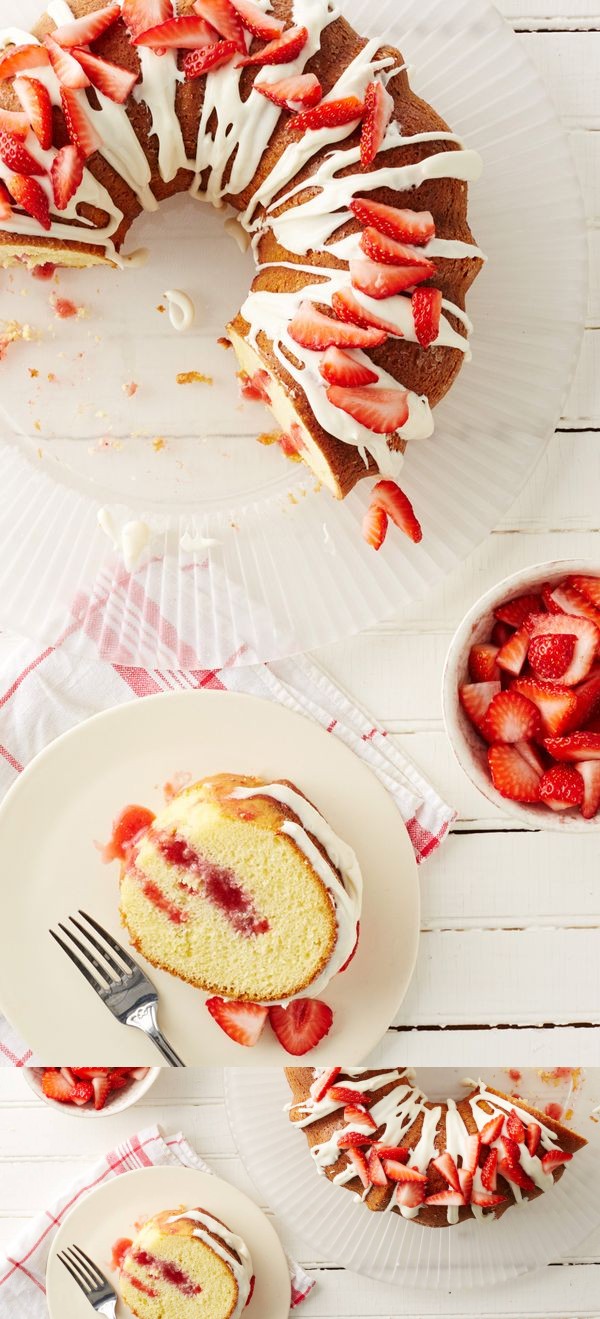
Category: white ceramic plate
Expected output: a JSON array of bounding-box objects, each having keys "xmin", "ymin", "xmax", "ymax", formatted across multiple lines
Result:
[
  {"xmin": 225, "ymin": 1068, "xmax": 600, "ymax": 1291},
  {"xmin": 0, "ymin": 0, "xmax": 587, "ymax": 667},
  {"xmin": 46, "ymin": 1165, "xmax": 291, "ymax": 1318},
  {"xmin": 0, "ymin": 690, "xmax": 419, "ymax": 1063}
]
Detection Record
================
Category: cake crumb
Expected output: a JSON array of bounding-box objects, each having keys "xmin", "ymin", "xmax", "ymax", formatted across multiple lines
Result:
[
  {"xmin": 153, "ymin": 437, "xmax": 166, "ymax": 452},
  {"xmin": 29, "ymin": 367, "xmax": 39, "ymax": 379},
  {"xmin": 47, "ymin": 372, "xmax": 57, "ymax": 383},
  {"xmin": 217, "ymin": 336, "xmax": 232, "ymax": 350},
  {"xmin": 157, "ymin": 304, "xmax": 166, "ymax": 313},
  {"xmin": 123, "ymin": 380, "xmax": 138, "ymax": 398},
  {"xmin": 257, "ymin": 429, "xmax": 281, "ymax": 447},
  {"xmin": 176, "ymin": 370, "xmax": 213, "ymax": 385},
  {"xmin": 0, "ymin": 320, "xmax": 37, "ymax": 359}
]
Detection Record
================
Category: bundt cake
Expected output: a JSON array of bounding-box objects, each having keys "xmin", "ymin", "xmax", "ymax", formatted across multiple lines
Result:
[
  {"xmin": 111, "ymin": 772, "xmax": 362, "ymax": 1003},
  {"xmin": 0, "ymin": 0, "xmax": 483, "ymax": 507},
  {"xmin": 286, "ymin": 1068, "xmax": 587, "ymax": 1227},
  {"xmin": 118, "ymin": 1207, "xmax": 254, "ymax": 1317}
]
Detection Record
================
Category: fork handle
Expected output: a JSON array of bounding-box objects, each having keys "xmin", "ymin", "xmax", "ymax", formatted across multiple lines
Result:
[{"xmin": 146, "ymin": 1026, "xmax": 186, "ymax": 1067}]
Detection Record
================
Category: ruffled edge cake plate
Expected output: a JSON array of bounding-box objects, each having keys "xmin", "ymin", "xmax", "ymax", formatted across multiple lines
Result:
[
  {"xmin": 0, "ymin": 689, "xmax": 419, "ymax": 1064},
  {"xmin": 224, "ymin": 1068, "xmax": 600, "ymax": 1291},
  {"xmin": 0, "ymin": 0, "xmax": 587, "ymax": 668},
  {"xmin": 45, "ymin": 1165, "xmax": 291, "ymax": 1318}
]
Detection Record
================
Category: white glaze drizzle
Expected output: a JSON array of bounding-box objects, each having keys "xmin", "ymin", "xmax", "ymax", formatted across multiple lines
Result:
[
  {"xmin": 166, "ymin": 1210, "xmax": 253, "ymax": 1318},
  {"xmin": 165, "ymin": 287, "xmax": 196, "ymax": 331},
  {"xmin": 229, "ymin": 781, "xmax": 363, "ymax": 998},
  {"xmin": 292, "ymin": 1072, "xmax": 567, "ymax": 1225},
  {"xmin": 0, "ymin": 0, "xmax": 483, "ymax": 465}
]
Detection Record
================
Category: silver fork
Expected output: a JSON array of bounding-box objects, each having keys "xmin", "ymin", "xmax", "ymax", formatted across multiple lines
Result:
[
  {"xmin": 50, "ymin": 909, "xmax": 185, "ymax": 1066},
  {"xmin": 58, "ymin": 1243, "xmax": 117, "ymax": 1317}
]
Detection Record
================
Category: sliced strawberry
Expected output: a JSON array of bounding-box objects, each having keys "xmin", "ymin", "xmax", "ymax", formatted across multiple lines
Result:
[
  {"xmin": 122, "ymin": 0, "xmax": 173, "ymax": 41},
  {"xmin": 289, "ymin": 300, "xmax": 386, "ymax": 350},
  {"xmin": 60, "ymin": 86, "xmax": 102, "ymax": 158},
  {"xmin": 44, "ymin": 35, "xmax": 90, "ymax": 89},
  {"xmin": 319, "ymin": 346, "xmax": 377, "ymax": 388},
  {"xmin": 0, "ymin": 108, "xmax": 29, "ymax": 139},
  {"xmin": 206, "ymin": 996, "xmax": 269, "ymax": 1046},
  {"xmin": 469, "ymin": 644, "xmax": 500, "ymax": 682},
  {"xmin": 506, "ymin": 1109, "xmax": 526, "ymax": 1143},
  {"xmin": 230, "ymin": 0, "xmax": 285, "ymax": 39},
  {"xmin": 235, "ymin": 25, "xmax": 308, "ymax": 67},
  {"xmin": 256, "ymin": 73, "xmax": 321, "ymax": 110},
  {"xmin": 496, "ymin": 627, "xmax": 529, "ymax": 677},
  {"xmin": 488, "ymin": 743, "xmax": 543, "ymax": 803},
  {"xmin": 538, "ymin": 764, "xmax": 584, "ymax": 812},
  {"xmin": 0, "ymin": 45, "xmax": 50, "ymax": 81},
  {"xmin": 463, "ymin": 1133, "xmax": 481, "ymax": 1175},
  {"xmin": 112, "ymin": 1237, "xmax": 134, "ymax": 1271},
  {"xmin": 549, "ymin": 583, "xmax": 600, "ymax": 628},
  {"xmin": 6, "ymin": 173, "xmax": 50, "ymax": 229},
  {"xmin": 360, "ymin": 80, "xmax": 393, "ymax": 168},
  {"xmin": 395, "ymin": 1179, "xmax": 425, "ymax": 1209},
  {"xmin": 500, "ymin": 1134, "xmax": 522, "ymax": 1167},
  {"xmin": 53, "ymin": 3, "xmax": 121, "ymax": 48},
  {"xmin": 371, "ymin": 479, "xmax": 422, "ymax": 544},
  {"xmin": 526, "ymin": 1123, "xmax": 541, "ymax": 1157},
  {"xmin": 366, "ymin": 1147, "xmax": 388, "ymax": 1186},
  {"xmin": 410, "ymin": 286, "xmax": 442, "ymax": 349},
  {"xmin": 481, "ymin": 1148, "xmax": 498, "ymax": 1191},
  {"xmin": 193, "ymin": 0, "xmax": 246, "ymax": 51},
  {"xmin": 525, "ymin": 612, "xmax": 598, "ymax": 687},
  {"xmin": 72, "ymin": 1066, "xmax": 111, "ymax": 1079},
  {"xmin": 184, "ymin": 42, "xmax": 238, "ymax": 78},
  {"xmin": 360, "ymin": 227, "xmax": 435, "ymax": 270},
  {"xmin": 568, "ymin": 575, "xmax": 600, "ymax": 609},
  {"xmin": 528, "ymin": 633, "xmax": 577, "ymax": 682},
  {"xmin": 495, "ymin": 594, "xmax": 544, "ymax": 629},
  {"xmin": 279, "ymin": 425, "xmax": 304, "ymax": 458},
  {"xmin": 344, "ymin": 1105, "xmax": 377, "ymax": 1129},
  {"xmin": 471, "ymin": 1190, "xmax": 506, "ymax": 1208},
  {"xmin": 327, "ymin": 1085, "xmax": 373, "ymax": 1107},
  {"xmin": 331, "ymin": 287, "xmax": 399, "ymax": 337},
  {"xmin": 103, "ymin": 804, "xmax": 155, "ymax": 863},
  {"xmin": 541, "ymin": 1148, "xmax": 572, "ymax": 1173},
  {"xmin": 515, "ymin": 739, "xmax": 547, "ymax": 775},
  {"xmin": 350, "ymin": 198, "xmax": 435, "ymax": 246},
  {"xmin": 68, "ymin": 1080, "xmax": 93, "ymax": 1106},
  {"xmin": 347, "ymin": 1147, "xmax": 370, "ymax": 1189},
  {"xmin": 572, "ymin": 668, "xmax": 600, "ymax": 729},
  {"xmin": 383, "ymin": 1161, "xmax": 427, "ymax": 1183},
  {"xmin": 309, "ymin": 1067, "xmax": 340, "ymax": 1102},
  {"xmin": 480, "ymin": 1113, "xmax": 505, "ymax": 1146},
  {"xmin": 373, "ymin": 1145, "xmax": 409, "ymax": 1162},
  {"xmin": 92, "ymin": 1075, "xmax": 111, "ymax": 1111},
  {"xmin": 337, "ymin": 1129, "xmax": 374, "ymax": 1148},
  {"xmin": 13, "ymin": 77, "xmax": 52, "ymax": 151},
  {"xmin": 51, "ymin": 143, "xmax": 85, "ymax": 210},
  {"xmin": 269, "ymin": 998, "xmax": 333, "ymax": 1055},
  {"xmin": 458, "ymin": 1167, "xmax": 473, "ymax": 1203},
  {"xmin": 42, "ymin": 1069, "xmax": 75, "ymax": 1103},
  {"xmin": 459, "ymin": 681, "xmax": 502, "ymax": 737},
  {"xmin": 0, "ymin": 131, "xmax": 44, "ymax": 176},
  {"xmin": 543, "ymin": 731, "xmax": 600, "ymax": 762},
  {"xmin": 350, "ymin": 256, "xmax": 430, "ymax": 299},
  {"xmin": 512, "ymin": 677, "xmax": 577, "ymax": 737},
  {"xmin": 431, "ymin": 1151, "xmax": 460, "ymax": 1191},
  {"xmin": 578, "ymin": 760, "xmax": 600, "ymax": 819},
  {"xmin": 138, "ymin": 15, "xmax": 221, "ymax": 48},
  {"xmin": 0, "ymin": 180, "xmax": 12, "ymax": 220},
  {"xmin": 327, "ymin": 385, "xmax": 409, "ymax": 435},
  {"xmin": 424, "ymin": 1189, "xmax": 466, "ymax": 1207},
  {"xmin": 492, "ymin": 620, "xmax": 513, "ymax": 648},
  {"xmin": 291, "ymin": 96, "xmax": 364, "ymax": 135},
  {"xmin": 483, "ymin": 690, "xmax": 540, "ymax": 745},
  {"xmin": 498, "ymin": 1158, "xmax": 535, "ymax": 1194},
  {"xmin": 71, "ymin": 50, "xmax": 138, "ymax": 104}
]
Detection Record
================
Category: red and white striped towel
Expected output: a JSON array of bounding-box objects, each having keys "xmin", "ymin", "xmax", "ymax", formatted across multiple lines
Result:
[
  {"xmin": 0, "ymin": 1123, "xmax": 314, "ymax": 1313},
  {"xmin": 0, "ymin": 624, "xmax": 455, "ymax": 1065}
]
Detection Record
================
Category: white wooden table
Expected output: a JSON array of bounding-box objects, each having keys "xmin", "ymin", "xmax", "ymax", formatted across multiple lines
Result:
[
  {"xmin": 1, "ymin": 1067, "xmax": 599, "ymax": 1317},
  {"xmin": 312, "ymin": 0, "xmax": 600, "ymax": 1071}
]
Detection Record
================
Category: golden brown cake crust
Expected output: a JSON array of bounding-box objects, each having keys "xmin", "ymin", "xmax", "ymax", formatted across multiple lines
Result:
[
  {"xmin": 0, "ymin": 0, "xmax": 482, "ymax": 496},
  {"xmin": 285, "ymin": 1070, "xmax": 587, "ymax": 1229}
]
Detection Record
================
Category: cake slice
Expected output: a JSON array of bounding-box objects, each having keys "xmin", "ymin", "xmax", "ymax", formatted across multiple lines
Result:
[{"xmin": 118, "ymin": 1207, "xmax": 254, "ymax": 1317}]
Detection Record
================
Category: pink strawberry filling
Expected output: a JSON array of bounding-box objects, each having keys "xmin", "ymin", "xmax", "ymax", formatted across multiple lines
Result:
[
  {"xmin": 154, "ymin": 833, "xmax": 270, "ymax": 936},
  {"xmin": 137, "ymin": 874, "xmax": 189, "ymax": 925},
  {"xmin": 123, "ymin": 1273, "xmax": 159, "ymax": 1298},
  {"xmin": 130, "ymin": 1247, "xmax": 202, "ymax": 1296}
]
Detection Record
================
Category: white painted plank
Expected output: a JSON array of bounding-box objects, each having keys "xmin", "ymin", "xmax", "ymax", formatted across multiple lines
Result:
[
  {"xmin": 368, "ymin": 1026, "xmax": 600, "ymax": 1069},
  {"xmin": 498, "ymin": 0, "xmax": 600, "ymax": 21},
  {"xmin": 516, "ymin": 32, "xmax": 600, "ymax": 125},
  {"xmin": 568, "ymin": 129, "xmax": 600, "ymax": 220}
]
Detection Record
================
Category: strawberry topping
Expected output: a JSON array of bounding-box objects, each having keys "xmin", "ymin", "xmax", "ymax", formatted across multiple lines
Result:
[
  {"xmin": 184, "ymin": 42, "xmax": 238, "ymax": 78},
  {"xmin": 268, "ymin": 998, "xmax": 333, "ymax": 1055},
  {"xmin": 350, "ymin": 199, "xmax": 435, "ymax": 245},
  {"xmin": 291, "ymin": 96, "xmax": 364, "ymax": 136},
  {"xmin": 289, "ymin": 300, "xmax": 386, "ymax": 350},
  {"xmin": 192, "ymin": 0, "xmax": 246, "ymax": 52},
  {"xmin": 319, "ymin": 346, "xmax": 378, "ymax": 388},
  {"xmin": 235, "ymin": 25, "xmax": 309, "ymax": 67},
  {"xmin": 71, "ymin": 50, "xmax": 139, "ymax": 104},
  {"xmin": 0, "ymin": 130, "xmax": 44, "ymax": 176},
  {"xmin": 13, "ymin": 78, "xmax": 52, "ymax": 150},
  {"xmin": 229, "ymin": 0, "xmax": 285, "ymax": 40},
  {"xmin": 255, "ymin": 73, "xmax": 322, "ymax": 109},
  {"xmin": 52, "ymin": 3, "xmax": 121, "ymax": 48},
  {"xmin": 6, "ymin": 173, "xmax": 50, "ymax": 229},
  {"xmin": 360, "ymin": 80, "xmax": 393, "ymax": 168},
  {"xmin": 327, "ymin": 385, "xmax": 409, "ymax": 435},
  {"xmin": 51, "ymin": 143, "xmax": 85, "ymax": 210},
  {"xmin": 412, "ymin": 287, "xmax": 442, "ymax": 349},
  {"xmin": 206, "ymin": 997, "xmax": 268, "ymax": 1047}
]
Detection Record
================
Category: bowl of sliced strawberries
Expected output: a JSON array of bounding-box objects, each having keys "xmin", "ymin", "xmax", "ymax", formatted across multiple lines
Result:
[
  {"xmin": 23, "ymin": 1065, "xmax": 160, "ymax": 1117},
  {"xmin": 443, "ymin": 561, "xmax": 600, "ymax": 828}
]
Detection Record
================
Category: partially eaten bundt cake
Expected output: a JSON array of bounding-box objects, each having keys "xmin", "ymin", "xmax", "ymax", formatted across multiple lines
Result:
[
  {"xmin": 286, "ymin": 1068, "xmax": 587, "ymax": 1227},
  {"xmin": 113, "ymin": 773, "xmax": 362, "ymax": 1003},
  {"xmin": 0, "ymin": 0, "xmax": 483, "ymax": 506},
  {"xmin": 118, "ymin": 1207, "xmax": 254, "ymax": 1317}
]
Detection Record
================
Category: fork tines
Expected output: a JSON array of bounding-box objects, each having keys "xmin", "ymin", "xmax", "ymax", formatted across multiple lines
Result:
[
  {"xmin": 58, "ymin": 1243, "xmax": 112, "ymax": 1296},
  {"xmin": 50, "ymin": 909, "xmax": 135, "ymax": 991}
]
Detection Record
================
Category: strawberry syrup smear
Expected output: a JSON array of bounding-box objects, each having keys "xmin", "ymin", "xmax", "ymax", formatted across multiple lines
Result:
[
  {"xmin": 128, "ymin": 1247, "xmax": 202, "ymax": 1296},
  {"xmin": 155, "ymin": 834, "xmax": 270, "ymax": 935}
]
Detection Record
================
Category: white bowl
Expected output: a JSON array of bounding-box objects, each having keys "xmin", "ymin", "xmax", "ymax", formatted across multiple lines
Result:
[
  {"xmin": 442, "ymin": 560, "xmax": 600, "ymax": 831},
  {"xmin": 22, "ymin": 1066, "xmax": 161, "ymax": 1118}
]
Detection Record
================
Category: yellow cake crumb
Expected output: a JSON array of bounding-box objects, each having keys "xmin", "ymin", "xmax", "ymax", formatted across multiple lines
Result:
[{"xmin": 176, "ymin": 371, "xmax": 213, "ymax": 385}]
